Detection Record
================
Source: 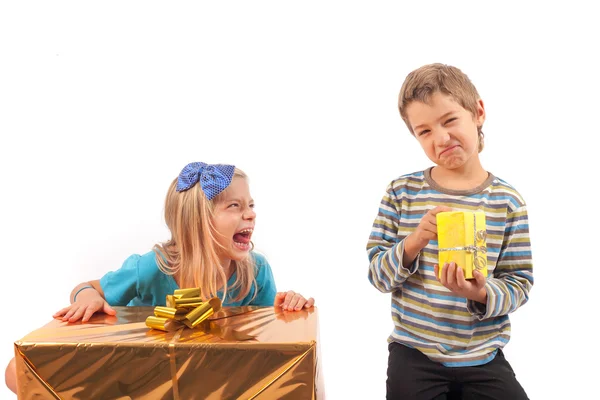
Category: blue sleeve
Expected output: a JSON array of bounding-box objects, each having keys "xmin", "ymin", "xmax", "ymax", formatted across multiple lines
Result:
[
  {"xmin": 250, "ymin": 253, "xmax": 277, "ymax": 306},
  {"xmin": 99, "ymin": 254, "xmax": 140, "ymax": 306}
]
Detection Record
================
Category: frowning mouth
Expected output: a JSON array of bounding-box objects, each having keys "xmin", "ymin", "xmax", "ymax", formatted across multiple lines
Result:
[{"xmin": 440, "ymin": 145, "xmax": 459, "ymax": 156}]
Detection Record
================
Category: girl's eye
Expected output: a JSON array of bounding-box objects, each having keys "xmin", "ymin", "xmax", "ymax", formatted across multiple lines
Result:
[
  {"xmin": 228, "ymin": 203, "xmax": 239, "ymax": 208},
  {"xmin": 418, "ymin": 130, "xmax": 430, "ymax": 136}
]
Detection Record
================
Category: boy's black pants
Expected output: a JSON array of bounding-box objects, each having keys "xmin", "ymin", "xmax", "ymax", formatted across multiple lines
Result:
[{"xmin": 387, "ymin": 342, "xmax": 529, "ymax": 400}]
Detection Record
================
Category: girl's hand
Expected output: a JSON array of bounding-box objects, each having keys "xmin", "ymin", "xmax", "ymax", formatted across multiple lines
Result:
[
  {"xmin": 53, "ymin": 286, "xmax": 116, "ymax": 323},
  {"xmin": 274, "ymin": 291, "xmax": 315, "ymax": 311},
  {"xmin": 434, "ymin": 262, "xmax": 488, "ymax": 304}
]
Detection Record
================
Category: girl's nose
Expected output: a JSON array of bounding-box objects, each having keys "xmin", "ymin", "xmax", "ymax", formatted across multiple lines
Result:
[{"xmin": 244, "ymin": 208, "xmax": 256, "ymax": 220}]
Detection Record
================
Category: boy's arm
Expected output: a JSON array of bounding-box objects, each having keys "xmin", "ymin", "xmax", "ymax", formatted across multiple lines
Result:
[
  {"xmin": 367, "ymin": 186, "xmax": 420, "ymax": 293},
  {"xmin": 468, "ymin": 206, "xmax": 534, "ymax": 319}
]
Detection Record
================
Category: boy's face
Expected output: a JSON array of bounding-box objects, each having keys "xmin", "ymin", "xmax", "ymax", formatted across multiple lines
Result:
[{"xmin": 406, "ymin": 92, "xmax": 485, "ymax": 171}]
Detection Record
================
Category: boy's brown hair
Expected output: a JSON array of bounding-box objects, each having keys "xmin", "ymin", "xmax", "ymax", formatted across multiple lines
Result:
[{"xmin": 398, "ymin": 63, "xmax": 484, "ymax": 152}]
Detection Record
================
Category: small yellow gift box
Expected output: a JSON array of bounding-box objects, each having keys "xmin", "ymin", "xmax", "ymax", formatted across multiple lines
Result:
[{"xmin": 436, "ymin": 211, "xmax": 488, "ymax": 279}]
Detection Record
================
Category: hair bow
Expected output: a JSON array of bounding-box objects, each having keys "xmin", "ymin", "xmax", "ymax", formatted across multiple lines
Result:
[{"xmin": 176, "ymin": 162, "xmax": 235, "ymax": 200}]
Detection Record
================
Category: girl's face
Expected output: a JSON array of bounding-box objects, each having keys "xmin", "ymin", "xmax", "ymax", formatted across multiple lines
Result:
[{"xmin": 212, "ymin": 177, "xmax": 256, "ymax": 263}]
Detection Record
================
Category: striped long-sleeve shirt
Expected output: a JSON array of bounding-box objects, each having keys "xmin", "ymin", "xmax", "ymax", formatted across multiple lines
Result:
[{"xmin": 367, "ymin": 168, "xmax": 533, "ymax": 367}]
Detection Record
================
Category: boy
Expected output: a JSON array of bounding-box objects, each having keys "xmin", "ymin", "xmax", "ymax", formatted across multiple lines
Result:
[{"xmin": 367, "ymin": 63, "xmax": 532, "ymax": 399}]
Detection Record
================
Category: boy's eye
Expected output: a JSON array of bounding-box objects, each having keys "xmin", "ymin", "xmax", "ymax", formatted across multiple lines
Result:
[
  {"xmin": 249, "ymin": 203, "xmax": 255, "ymax": 208},
  {"xmin": 418, "ymin": 130, "xmax": 430, "ymax": 136},
  {"xmin": 445, "ymin": 117, "xmax": 457, "ymax": 125}
]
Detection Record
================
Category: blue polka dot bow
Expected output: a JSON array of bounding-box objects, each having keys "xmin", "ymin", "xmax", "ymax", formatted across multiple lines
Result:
[{"xmin": 176, "ymin": 162, "xmax": 235, "ymax": 200}]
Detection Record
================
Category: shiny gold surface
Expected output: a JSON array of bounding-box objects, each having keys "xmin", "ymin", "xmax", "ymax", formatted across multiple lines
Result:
[
  {"xmin": 173, "ymin": 288, "xmax": 200, "ymax": 299},
  {"xmin": 15, "ymin": 306, "xmax": 324, "ymax": 399}
]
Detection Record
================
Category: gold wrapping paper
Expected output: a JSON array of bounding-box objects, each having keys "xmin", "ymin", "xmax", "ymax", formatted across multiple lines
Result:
[
  {"xmin": 173, "ymin": 288, "xmax": 200, "ymax": 298},
  {"xmin": 14, "ymin": 306, "xmax": 324, "ymax": 400},
  {"xmin": 153, "ymin": 306, "xmax": 187, "ymax": 320},
  {"xmin": 437, "ymin": 211, "xmax": 488, "ymax": 279},
  {"xmin": 145, "ymin": 288, "xmax": 223, "ymax": 332}
]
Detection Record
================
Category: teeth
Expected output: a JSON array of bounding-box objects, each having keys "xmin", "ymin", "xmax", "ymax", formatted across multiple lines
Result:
[{"xmin": 239, "ymin": 228, "xmax": 253, "ymax": 234}]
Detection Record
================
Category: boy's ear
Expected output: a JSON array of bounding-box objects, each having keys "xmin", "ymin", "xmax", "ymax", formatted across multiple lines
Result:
[{"xmin": 476, "ymin": 99, "xmax": 486, "ymax": 125}]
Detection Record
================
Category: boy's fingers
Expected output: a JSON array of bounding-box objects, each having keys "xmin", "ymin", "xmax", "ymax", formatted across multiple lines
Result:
[
  {"xmin": 473, "ymin": 271, "xmax": 487, "ymax": 288},
  {"xmin": 430, "ymin": 206, "xmax": 452, "ymax": 215},
  {"xmin": 456, "ymin": 268, "xmax": 467, "ymax": 288},
  {"xmin": 439, "ymin": 263, "xmax": 449, "ymax": 285},
  {"xmin": 447, "ymin": 263, "xmax": 456, "ymax": 286}
]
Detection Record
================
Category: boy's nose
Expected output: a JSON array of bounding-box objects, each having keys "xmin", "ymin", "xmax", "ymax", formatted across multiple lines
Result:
[{"xmin": 434, "ymin": 129, "xmax": 451, "ymax": 146}]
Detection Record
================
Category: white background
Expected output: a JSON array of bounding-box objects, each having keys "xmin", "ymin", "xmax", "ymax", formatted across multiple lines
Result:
[{"xmin": 1, "ymin": 2, "xmax": 597, "ymax": 399}]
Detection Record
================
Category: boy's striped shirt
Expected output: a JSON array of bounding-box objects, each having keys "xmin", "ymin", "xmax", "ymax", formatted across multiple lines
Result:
[{"xmin": 367, "ymin": 168, "xmax": 533, "ymax": 367}]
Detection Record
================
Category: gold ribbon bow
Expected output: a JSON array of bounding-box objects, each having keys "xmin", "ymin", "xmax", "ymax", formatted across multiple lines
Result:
[{"xmin": 145, "ymin": 288, "xmax": 222, "ymax": 331}]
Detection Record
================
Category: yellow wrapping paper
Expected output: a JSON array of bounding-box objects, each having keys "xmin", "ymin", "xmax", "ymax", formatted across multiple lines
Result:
[
  {"xmin": 436, "ymin": 211, "xmax": 488, "ymax": 279},
  {"xmin": 14, "ymin": 306, "xmax": 324, "ymax": 400}
]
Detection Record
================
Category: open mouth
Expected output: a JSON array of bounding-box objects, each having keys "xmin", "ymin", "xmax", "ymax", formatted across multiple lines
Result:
[{"xmin": 233, "ymin": 228, "xmax": 253, "ymax": 251}]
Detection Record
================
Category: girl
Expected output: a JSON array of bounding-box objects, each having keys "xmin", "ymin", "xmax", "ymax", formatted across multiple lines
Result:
[
  {"xmin": 56, "ymin": 161, "xmax": 314, "ymax": 321},
  {"xmin": 6, "ymin": 161, "xmax": 314, "ymax": 394}
]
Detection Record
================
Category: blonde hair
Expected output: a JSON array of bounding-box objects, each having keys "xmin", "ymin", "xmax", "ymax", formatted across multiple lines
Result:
[
  {"xmin": 153, "ymin": 168, "xmax": 256, "ymax": 302},
  {"xmin": 398, "ymin": 63, "xmax": 485, "ymax": 152}
]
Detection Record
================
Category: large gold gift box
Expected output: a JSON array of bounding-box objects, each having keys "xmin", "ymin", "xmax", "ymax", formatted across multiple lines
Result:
[
  {"xmin": 436, "ymin": 211, "xmax": 488, "ymax": 279},
  {"xmin": 14, "ymin": 306, "xmax": 324, "ymax": 400}
]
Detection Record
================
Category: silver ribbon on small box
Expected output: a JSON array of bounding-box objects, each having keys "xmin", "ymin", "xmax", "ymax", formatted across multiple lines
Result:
[{"xmin": 438, "ymin": 214, "xmax": 487, "ymax": 270}]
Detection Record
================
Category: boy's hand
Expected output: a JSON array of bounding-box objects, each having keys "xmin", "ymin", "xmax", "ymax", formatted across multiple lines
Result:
[
  {"xmin": 407, "ymin": 206, "xmax": 453, "ymax": 250},
  {"xmin": 274, "ymin": 291, "xmax": 315, "ymax": 311},
  {"xmin": 434, "ymin": 262, "xmax": 487, "ymax": 304},
  {"xmin": 53, "ymin": 288, "xmax": 116, "ymax": 323},
  {"xmin": 403, "ymin": 206, "xmax": 452, "ymax": 265}
]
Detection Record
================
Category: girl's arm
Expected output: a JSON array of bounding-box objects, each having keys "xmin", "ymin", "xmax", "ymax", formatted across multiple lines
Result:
[
  {"xmin": 5, "ymin": 357, "xmax": 16, "ymax": 394},
  {"xmin": 68, "ymin": 280, "xmax": 104, "ymax": 303},
  {"xmin": 53, "ymin": 279, "xmax": 116, "ymax": 323}
]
